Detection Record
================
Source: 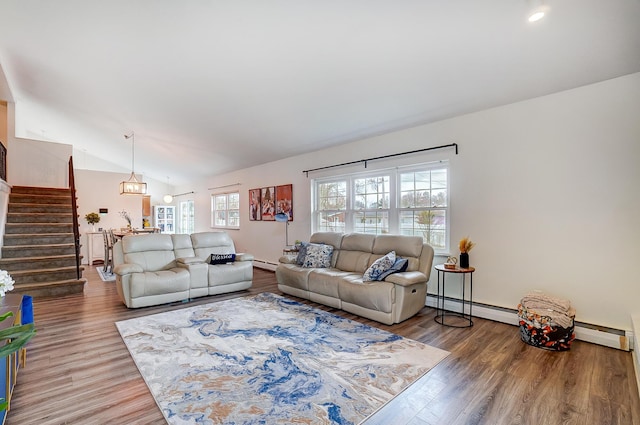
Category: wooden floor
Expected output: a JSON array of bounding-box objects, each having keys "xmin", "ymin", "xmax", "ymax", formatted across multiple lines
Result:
[{"xmin": 6, "ymin": 267, "xmax": 640, "ymax": 425}]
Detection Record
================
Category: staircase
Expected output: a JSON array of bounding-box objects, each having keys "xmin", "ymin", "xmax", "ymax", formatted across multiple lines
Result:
[{"xmin": 0, "ymin": 186, "xmax": 86, "ymax": 297}]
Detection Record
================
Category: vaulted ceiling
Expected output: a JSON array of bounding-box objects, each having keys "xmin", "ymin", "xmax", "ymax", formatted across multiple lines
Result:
[{"xmin": 1, "ymin": 1, "xmax": 639, "ymax": 184}]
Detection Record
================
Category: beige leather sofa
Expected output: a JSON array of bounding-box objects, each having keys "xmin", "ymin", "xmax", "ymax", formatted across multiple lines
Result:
[
  {"xmin": 276, "ymin": 232, "xmax": 434, "ymax": 325},
  {"xmin": 113, "ymin": 232, "xmax": 253, "ymax": 308}
]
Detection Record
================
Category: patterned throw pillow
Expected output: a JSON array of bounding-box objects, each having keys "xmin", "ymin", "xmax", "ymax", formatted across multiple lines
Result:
[
  {"xmin": 302, "ymin": 243, "xmax": 334, "ymax": 268},
  {"xmin": 362, "ymin": 251, "xmax": 396, "ymax": 282}
]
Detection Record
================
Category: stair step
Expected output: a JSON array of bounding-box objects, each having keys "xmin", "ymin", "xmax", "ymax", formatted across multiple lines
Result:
[
  {"xmin": 0, "ymin": 254, "xmax": 80, "ymax": 271},
  {"xmin": 10, "ymin": 186, "xmax": 72, "ymax": 195},
  {"xmin": 3, "ymin": 233, "xmax": 76, "ymax": 246},
  {"xmin": 13, "ymin": 278, "xmax": 87, "ymax": 298},
  {"xmin": 1, "ymin": 243, "xmax": 77, "ymax": 258},
  {"xmin": 7, "ymin": 212, "xmax": 74, "ymax": 224},
  {"xmin": 8, "ymin": 203, "xmax": 73, "ymax": 214},
  {"xmin": 9, "ymin": 193, "xmax": 73, "ymax": 205},
  {"xmin": 3, "ymin": 185, "xmax": 85, "ymax": 297},
  {"xmin": 10, "ymin": 266, "xmax": 81, "ymax": 284},
  {"xmin": 5, "ymin": 223, "xmax": 75, "ymax": 234}
]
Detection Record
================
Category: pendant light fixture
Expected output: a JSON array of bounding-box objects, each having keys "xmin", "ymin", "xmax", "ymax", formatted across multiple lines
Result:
[
  {"xmin": 120, "ymin": 132, "xmax": 147, "ymax": 195},
  {"xmin": 164, "ymin": 191, "xmax": 194, "ymax": 204}
]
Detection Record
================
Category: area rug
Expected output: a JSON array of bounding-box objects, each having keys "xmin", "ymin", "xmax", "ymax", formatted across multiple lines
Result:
[
  {"xmin": 115, "ymin": 292, "xmax": 449, "ymax": 425},
  {"xmin": 95, "ymin": 266, "xmax": 115, "ymax": 282}
]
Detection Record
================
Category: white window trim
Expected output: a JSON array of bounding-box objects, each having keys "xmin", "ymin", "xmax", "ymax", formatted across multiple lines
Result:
[
  {"xmin": 211, "ymin": 191, "xmax": 240, "ymax": 230},
  {"xmin": 179, "ymin": 199, "xmax": 195, "ymax": 234},
  {"xmin": 312, "ymin": 160, "xmax": 449, "ymax": 253}
]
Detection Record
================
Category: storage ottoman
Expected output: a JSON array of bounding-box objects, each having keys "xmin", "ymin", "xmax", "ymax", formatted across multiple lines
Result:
[{"xmin": 517, "ymin": 292, "xmax": 576, "ymax": 351}]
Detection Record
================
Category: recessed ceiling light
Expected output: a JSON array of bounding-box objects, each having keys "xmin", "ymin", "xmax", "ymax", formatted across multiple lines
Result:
[
  {"xmin": 528, "ymin": 10, "xmax": 545, "ymax": 22},
  {"xmin": 528, "ymin": 3, "xmax": 550, "ymax": 22}
]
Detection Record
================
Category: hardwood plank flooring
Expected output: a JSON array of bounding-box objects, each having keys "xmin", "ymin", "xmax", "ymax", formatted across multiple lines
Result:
[{"xmin": 6, "ymin": 267, "xmax": 640, "ymax": 424}]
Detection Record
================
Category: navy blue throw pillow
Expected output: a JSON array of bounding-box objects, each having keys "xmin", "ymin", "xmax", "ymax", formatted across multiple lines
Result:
[
  {"xmin": 210, "ymin": 253, "xmax": 236, "ymax": 265},
  {"xmin": 377, "ymin": 258, "xmax": 409, "ymax": 280},
  {"xmin": 295, "ymin": 242, "xmax": 309, "ymax": 265}
]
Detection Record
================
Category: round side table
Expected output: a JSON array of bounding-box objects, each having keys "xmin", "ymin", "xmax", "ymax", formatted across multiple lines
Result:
[{"xmin": 434, "ymin": 264, "xmax": 475, "ymax": 328}]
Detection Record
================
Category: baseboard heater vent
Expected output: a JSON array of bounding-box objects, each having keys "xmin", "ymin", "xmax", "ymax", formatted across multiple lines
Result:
[
  {"xmin": 253, "ymin": 259, "xmax": 278, "ymax": 272},
  {"xmin": 426, "ymin": 294, "xmax": 632, "ymax": 351}
]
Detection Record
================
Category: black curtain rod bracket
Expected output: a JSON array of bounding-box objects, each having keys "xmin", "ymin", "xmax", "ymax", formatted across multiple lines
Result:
[{"xmin": 303, "ymin": 142, "xmax": 458, "ymax": 177}]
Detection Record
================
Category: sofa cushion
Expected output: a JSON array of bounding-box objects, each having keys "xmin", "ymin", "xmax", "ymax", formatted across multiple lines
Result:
[
  {"xmin": 129, "ymin": 269, "xmax": 190, "ymax": 298},
  {"xmin": 171, "ymin": 234, "xmax": 195, "ymax": 258},
  {"xmin": 208, "ymin": 261, "xmax": 253, "ymax": 286},
  {"xmin": 308, "ymin": 269, "xmax": 359, "ymax": 298},
  {"xmin": 276, "ymin": 264, "xmax": 313, "ymax": 291},
  {"xmin": 209, "ymin": 253, "xmax": 236, "ymax": 264},
  {"xmin": 122, "ymin": 234, "xmax": 178, "ymax": 272},
  {"xmin": 372, "ymin": 234, "xmax": 423, "ymax": 257},
  {"xmin": 363, "ymin": 251, "xmax": 396, "ymax": 282},
  {"xmin": 302, "ymin": 243, "xmax": 334, "ymax": 268},
  {"xmin": 339, "ymin": 279, "xmax": 396, "ymax": 314},
  {"xmin": 191, "ymin": 231, "xmax": 236, "ymax": 260},
  {"xmin": 334, "ymin": 233, "xmax": 376, "ymax": 273}
]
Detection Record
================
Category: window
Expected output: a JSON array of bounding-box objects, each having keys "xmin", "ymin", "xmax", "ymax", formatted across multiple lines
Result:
[
  {"xmin": 316, "ymin": 180, "xmax": 347, "ymax": 233},
  {"xmin": 398, "ymin": 167, "xmax": 448, "ymax": 250},
  {"xmin": 313, "ymin": 162, "xmax": 449, "ymax": 252},
  {"xmin": 354, "ymin": 176, "xmax": 390, "ymax": 234},
  {"xmin": 179, "ymin": 200, "xmax": 195, "ymax": 234},
  {"xmin": 211, "ymin": 192, "xmax": 240, "ymax": 229}
]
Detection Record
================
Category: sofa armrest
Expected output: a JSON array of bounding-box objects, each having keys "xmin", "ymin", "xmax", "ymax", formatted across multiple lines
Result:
[
  {"xmin": 176, "ymin": 261, "xmax": 208, "ymax": 290},
  {"xmin": 113, "ymin": 263, "xmax": 144, "ymax": 276},
  {"xmin": 278, "ymin": 255, "xmax": 297, "ymax": 264},
  {"xmin": 177, "ymin": 256, "xmax": 205, "ymax": 265},
  {"xmin": 235, "ymin": 253, "xmax": 254, "ymax": 262},
  {"xmin": 384, "ymin": 271, "xmax": 427, "ymax": 287}
]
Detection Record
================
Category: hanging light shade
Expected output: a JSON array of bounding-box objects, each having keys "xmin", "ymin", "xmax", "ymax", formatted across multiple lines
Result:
[{"xmin": 120, "ymin": 132, "xmax": 147, "ymax": 195}]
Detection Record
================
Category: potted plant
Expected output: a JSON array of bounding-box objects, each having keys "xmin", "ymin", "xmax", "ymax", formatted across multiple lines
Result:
[
  {"xmin": 119, "ymin": 210, "xmax": 132, "ymax": 229},
  {"xmin": 0, "ymin": 270, "xmax": 36, "ymax": 411},
  {"xmin": 85, "ymin": 212, "xmax": 100, "ymax": 232}
]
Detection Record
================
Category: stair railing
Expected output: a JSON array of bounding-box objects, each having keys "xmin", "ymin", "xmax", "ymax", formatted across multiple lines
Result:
[{"xmin": 69, "ymin": 157, "xmax": 81, "ymax": 279}]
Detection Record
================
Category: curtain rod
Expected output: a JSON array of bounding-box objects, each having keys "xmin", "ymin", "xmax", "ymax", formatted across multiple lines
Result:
[
  {"xmin": 172, "ymin": 191, "xmax": 194, "ymax": 198},
  {"xmin": 302, "ymin": 143, "xmax": 458, "ymax": 177},
  {"xmin": 208, "ymin": 183, "xmax": 241, "ymax": 190}
]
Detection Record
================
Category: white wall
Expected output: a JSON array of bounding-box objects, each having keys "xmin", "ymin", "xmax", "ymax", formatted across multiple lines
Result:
[
  {"xmin": 7, "ymin": 136, "xmax": 71, "ymax": 187},
  {"xmin": 74, "ymin": 168, "xmax": 173, "ymax": 264},
  {"xmin": 183, "ymin": 73, "xmax": 640, "ymax": 331}
]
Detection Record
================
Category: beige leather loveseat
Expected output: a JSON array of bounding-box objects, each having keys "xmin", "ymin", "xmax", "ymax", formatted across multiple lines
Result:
[
  {"xmin": 276, "ymin": 232, "xmax": 434, "ymax": 325},
  {"xmin": 113, "ymin": 232, "xmax": 253, "ymax": 308}
]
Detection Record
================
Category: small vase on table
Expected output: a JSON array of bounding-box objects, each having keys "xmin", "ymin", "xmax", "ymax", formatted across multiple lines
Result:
[
  {"xmin": 460, "ymin": 252, "xmax": 469, "ymax": 268},
  {"xmin": 458, "ymin": 236, "xmax": 475, "ymax": 269}
]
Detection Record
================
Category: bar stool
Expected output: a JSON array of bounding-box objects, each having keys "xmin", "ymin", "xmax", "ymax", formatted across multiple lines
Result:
[{"xmin": 102, "ymin": 229, "xmax": 114, "ymax": 273}]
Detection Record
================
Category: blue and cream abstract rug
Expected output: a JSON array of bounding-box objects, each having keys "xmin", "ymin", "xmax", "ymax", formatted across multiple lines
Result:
[{"xmin": 115, "ymin": 293, "xmax": 449, "ymax": 425}]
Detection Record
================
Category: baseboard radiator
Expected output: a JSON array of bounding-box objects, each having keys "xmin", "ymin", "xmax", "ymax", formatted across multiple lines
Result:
[
  {"xmin": 251, "ymin": 260, "xmax": 634, "ymax": 352},
  {"xmin": 425, "ymin": 294, "xmax": 633, "ymax": 352},
  {"xmin": 253, "ymin": 258, "xmax": 278, "ymax": 272}
]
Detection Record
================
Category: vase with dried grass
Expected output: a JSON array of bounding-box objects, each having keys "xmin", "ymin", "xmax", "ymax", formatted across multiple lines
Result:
[{"xmin": 459, "ymin": 237, "xmax": 475, "ymax": 268}]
